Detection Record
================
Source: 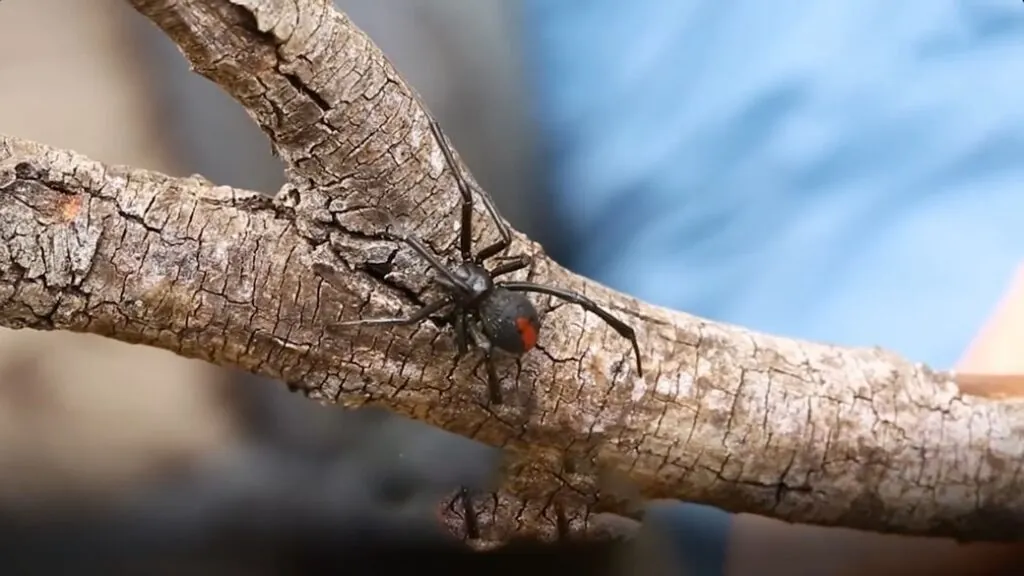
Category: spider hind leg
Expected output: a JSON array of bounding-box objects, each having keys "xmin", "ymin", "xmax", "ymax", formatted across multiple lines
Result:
[{"xmin": 499, "ymin": 281, "xmax": 643, "ymax": 375}]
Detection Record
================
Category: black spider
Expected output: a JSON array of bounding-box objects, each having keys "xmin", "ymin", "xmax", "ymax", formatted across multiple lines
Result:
[{"xmin": 316, "ymin": 118, "xmax": 642, "ymax": 404}]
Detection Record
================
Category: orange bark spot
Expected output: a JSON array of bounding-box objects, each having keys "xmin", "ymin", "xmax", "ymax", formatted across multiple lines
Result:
[{"xmin": 59, "ymin": 194, "xmax": 82, "ymax": 223}]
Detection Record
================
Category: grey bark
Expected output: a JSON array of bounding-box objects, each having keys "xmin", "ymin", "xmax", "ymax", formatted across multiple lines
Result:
[{"xmin": 0, "ymin": 0, "xmax": 1022, "ymax": 547}]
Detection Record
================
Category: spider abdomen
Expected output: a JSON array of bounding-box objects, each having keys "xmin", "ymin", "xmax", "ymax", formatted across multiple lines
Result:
[{"xmin": 479, "ymin": 288, "xmax": 542, "ymax": 355}]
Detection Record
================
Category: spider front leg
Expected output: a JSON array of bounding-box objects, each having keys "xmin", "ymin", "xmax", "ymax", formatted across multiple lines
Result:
[
  {"xmin": 314, "ymin": 262, "xmax": 456, "ymax": 330},
  {"xmin": 499, "ymin": 281, "xmax": 643, "ymax": 375},
  {"xmin": 428, "ymin": 119, "xmax": 512, "ymax": 263},
  {"xmin": 328, "ymin": 297, "xmax": 451, "ymax": 329},
  {"xmin": 487, "ymin": 254, "xmax": 532, "ymax": 279}
]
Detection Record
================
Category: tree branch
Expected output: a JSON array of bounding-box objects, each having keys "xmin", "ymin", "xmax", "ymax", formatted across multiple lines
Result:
[{"xmin": 1, "ymin": 0, "xmax": 1022, "ymax": 545}]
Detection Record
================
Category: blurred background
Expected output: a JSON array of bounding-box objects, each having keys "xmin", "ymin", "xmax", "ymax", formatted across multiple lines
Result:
[{"xmin": 0, "ymin": 0, "xmax": 553, "ymax": 572}]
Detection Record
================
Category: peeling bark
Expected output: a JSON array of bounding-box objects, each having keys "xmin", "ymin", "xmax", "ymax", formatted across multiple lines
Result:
[{"xmin": 0, "ymin": 0, "xmax": 1022, "ymax": 546}]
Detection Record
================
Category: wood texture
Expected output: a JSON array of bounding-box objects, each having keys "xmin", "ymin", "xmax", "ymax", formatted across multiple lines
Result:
[{"xmin": 0, "ymin": 0, "xmax": 1022, "ymax": 546}]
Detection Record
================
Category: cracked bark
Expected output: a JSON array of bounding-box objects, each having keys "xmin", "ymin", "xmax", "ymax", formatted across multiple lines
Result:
[{"xmin": 1, "ymin": 0, "xmax": 1023, "ymax": 547}]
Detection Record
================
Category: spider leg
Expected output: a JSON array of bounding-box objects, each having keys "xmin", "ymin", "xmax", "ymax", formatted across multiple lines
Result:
[
  {"xmin": 428, "ymin": 118, "xmax": 511, "ymax": 264},
  {"xmin": 488, "ymin": 254, "xmax": 532, "ymax": 279},
  {"xmin": 467, "ymin": 180, "xmax": 512, "ymax": 263},
  {"xmin": 315, "ymin": 229, "xmax": 470, "ymax": 295},
  {"xmin": 483, "ymin": 352, "xmax": 502, "ymax": 405},
  {"xmin": 438, "ymin": 307, "xmax": 471, "ymax": 359},
  {"xmin": 498, "ymin": 281, "xmax": 643, "ymax": 375},
  {"xmin": 455, "ymin": 312, "xmax": 470, "ymax": 358},
  {"xmin": 394, "ymin": 231, "xmax": 473, "ymax": 293},
  {"xmin": 467, "ymin": 321, "xmax": 504, "ymax": 405},
  {"xmin": 329, "ymin": 297, "xmax": 451, "ymax": 328}
]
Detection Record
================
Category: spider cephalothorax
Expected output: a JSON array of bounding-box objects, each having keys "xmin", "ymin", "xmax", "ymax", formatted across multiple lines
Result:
[{"xmin": 316, "ymin": 118, "xmax": 642, "ymax": 404}]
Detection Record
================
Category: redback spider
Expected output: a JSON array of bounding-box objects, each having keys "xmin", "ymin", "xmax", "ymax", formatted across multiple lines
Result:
[{"xmin": 316, "ymin": 118, "xmax": 643, "ymax": 404}]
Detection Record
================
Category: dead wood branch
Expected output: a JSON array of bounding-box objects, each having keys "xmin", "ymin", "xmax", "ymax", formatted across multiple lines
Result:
[{"xmin": 0, "ymin": 0, "xmax": 1022, "ymax": 545}]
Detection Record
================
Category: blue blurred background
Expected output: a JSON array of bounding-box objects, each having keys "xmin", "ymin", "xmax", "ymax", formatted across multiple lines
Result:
[
  {"xmin": 0, "ymin": 1, "xmax": 1023, "ymax": 574},
  {"xmin": 524, "ymin": 0, "xmax": 1024, "ymax": 369}
]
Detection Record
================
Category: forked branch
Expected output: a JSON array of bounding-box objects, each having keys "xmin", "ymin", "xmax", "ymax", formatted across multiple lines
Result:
[{"xmin": 0, "ymin": 0, "xmax": 1022, "ymax": 545}]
